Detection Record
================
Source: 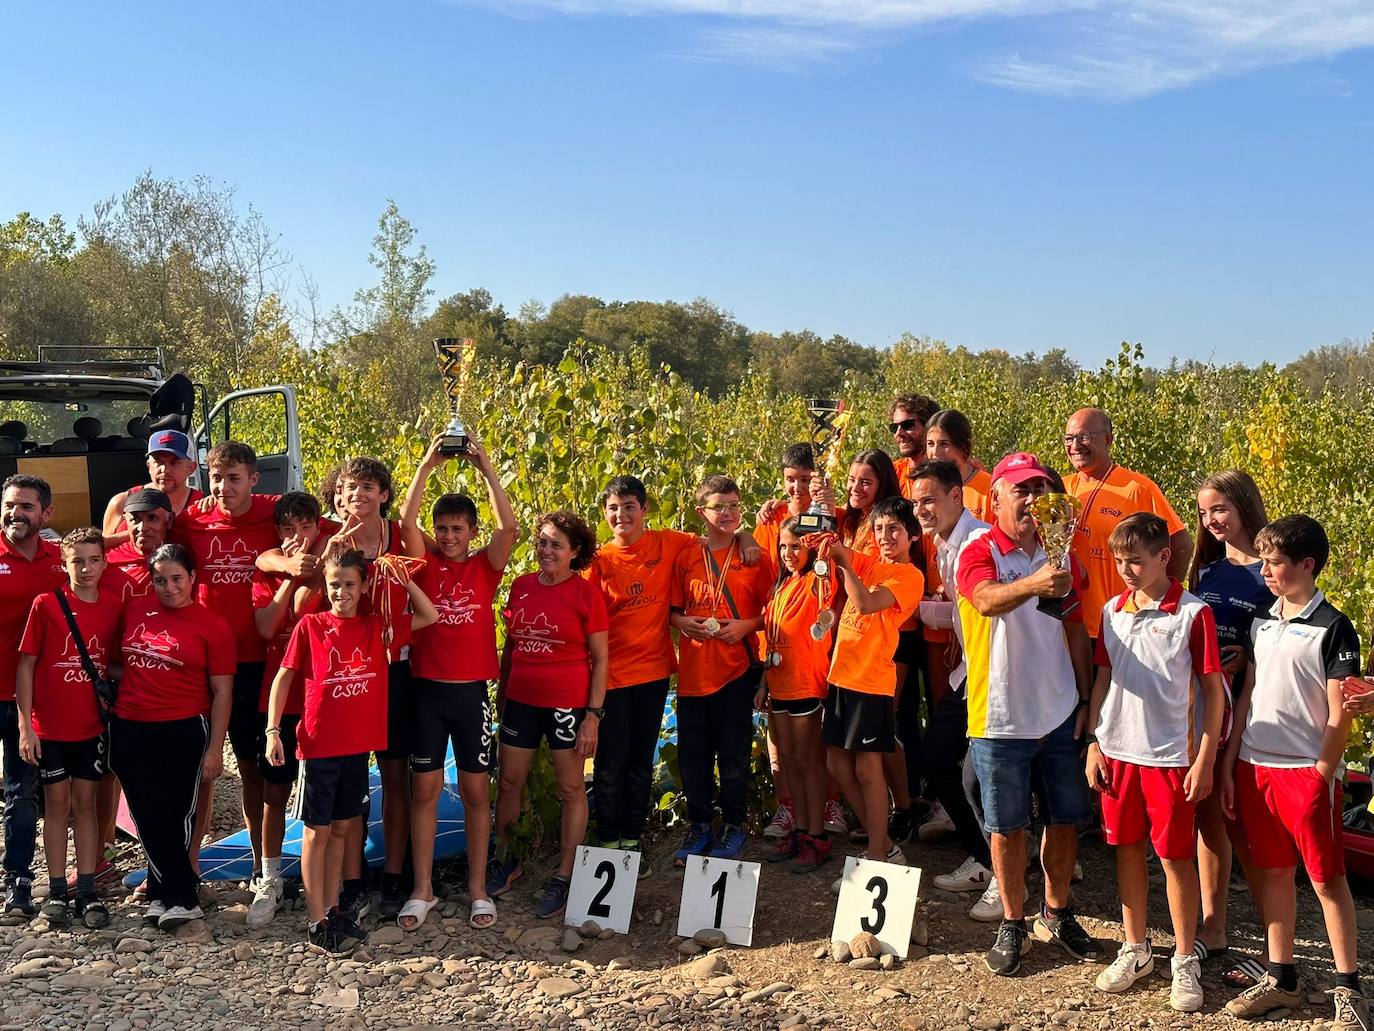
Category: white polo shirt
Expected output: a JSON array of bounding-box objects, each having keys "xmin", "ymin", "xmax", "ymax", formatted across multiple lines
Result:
[
  {"xmin": 936, "ymin": 508, "xmax": 990, "ymax": 694},
  {"xmin": 1240, "ymin": 590, "xmax": 1361, "ymax": 768},
  {"xmin": 1093, "ymin": 580, "xmax": 1221, "ymax": 767},
  {"xmin": 955, "ymin": 523, "xmax": 1084, "ymax": 740}
]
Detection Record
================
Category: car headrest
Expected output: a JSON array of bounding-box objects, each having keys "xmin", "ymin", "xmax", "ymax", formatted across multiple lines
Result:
[
  {"xmin": 0, "ymin": 420, "xmax": 27, "ymax": 440},
  {"xmin": 74, "ymin": 416, "xmax": 104, "ymax": 441}
]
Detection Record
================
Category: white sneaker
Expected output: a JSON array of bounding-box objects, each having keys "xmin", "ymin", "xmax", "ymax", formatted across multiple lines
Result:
[
  {"xmin": 917, "ymin": 802, "xmax": 957, "ymax": 843},
  {"xmin": 1170, "ymin": 953, "xmax": 1204, "ymax": 1012},
  {"xmin": 934, "ymin": 856, "xmax": 993, "ymax": 893},
  {"xmin": 246, "ymin": 875, "xmax": 284, "ymax": 928},
  {"xmin": 157, "ymin": 905, "xmax": 205, "ymax": 930},
  {"xmin": 969, "ymin": 877, "xmax": 1003, "ymax": 922},
  {"xmin": 832, "ymin": 846, "xmax": 906, "ymax": 895},
  {"xmin": 143, "ymin": 899, "xmax": 166, "ymax": 926},
  {"xmin": 1096, "ymin": 941, "xmax": 1153, "ymax": 993},
  {"xmin": 824, "ymin": 800, "xmax": 846, "ymax": 836},
  {"xmin": 764, "ymin": 802, "xmax": 795, "ymax": 841}
]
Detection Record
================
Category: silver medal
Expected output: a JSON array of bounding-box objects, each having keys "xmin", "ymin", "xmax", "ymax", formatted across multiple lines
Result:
[
  {"xmin": 768, "ymin": 651, "xmax": 782, "ymax": 667},
  {"xmin": 809, "ymin": 623, "xmax": 826, "ymax": 640},
  {"xmin": 815, "ymin": 609, "xmax": 836, "ymax": 631},
  {"xmin": 703, "ymin": 616, "xmax": 721, "ymax": 634},
  {"xmin": 813, "ymin": 559, "xmax": 829, "ymax": 577}
]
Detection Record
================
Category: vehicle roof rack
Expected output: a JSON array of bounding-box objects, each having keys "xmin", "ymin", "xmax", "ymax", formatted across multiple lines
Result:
[{"xmin": 0, "ymin": 344, "xmax": 166, "ymax": 380}]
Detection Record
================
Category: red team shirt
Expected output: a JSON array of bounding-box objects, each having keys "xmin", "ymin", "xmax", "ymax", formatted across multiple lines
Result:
[
  {"xmin": 115, "ymin": 600, "xmax": 237, "ymax": 722},
  {"xmin": 282, "ymin": 611, "xmax": 398, "ymax": 759},
  {"xmin": 0, "ymin": 535, "xmax": 66, "ymax": 702},
  {"xmin": 251, "ymin": 570, "xmax": 322, "ymax": 714},
  {"xmin": 104, "ymin": 542, "xmax": 156, "ymax": 601},
  {"xmin": 503, "ymin": 573, "xmax": 609, "ymax": 709},
  {"xmin": 19, "ymin": 584, "xmax": 125, "ymax": 741},
  {"xmin": 409, "ymin": 550, "xmax": 503, "ymax": 682},
  {"xmin": 171, "ymin": 495, "xmax": 282, "ymax": 663}
]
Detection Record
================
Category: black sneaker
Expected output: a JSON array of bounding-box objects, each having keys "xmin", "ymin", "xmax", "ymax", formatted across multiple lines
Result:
[
  {"xmin": 308, "ymin": 918, "xmax": 354, "ymax": 956},
  {"xmin": 378, "ymin": 872, "xmax": 405, "ymax": 920},
  {"xmin": 3, "ymin": 878, "xmax": 35, "ymax": 920},
  {"xmin": 1033, "ymin": 907, "xmax": 1103, "ymax": 962},
  {"xmin": 327, "ymin": 906, "xmax": 368, "ymax": 946},
  {"xmin": 887, "ymin": 807, "xmax": 917, "ymax": 846},
  {"xmin": 338, "ymin": 879, "xmax": 370, "ymax": 922},
  {"xmin": 986, "ymin": 920, "xmax": 1031, "ymax": 976}
]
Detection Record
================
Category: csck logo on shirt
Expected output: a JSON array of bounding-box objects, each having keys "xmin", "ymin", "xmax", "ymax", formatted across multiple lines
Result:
[
  {"xmin": 326, "ymin": 646, "xmax": 376, "ymax": 699},
  {"xmin": 204, "ymin": 537, "xmax": 257, "ymax": 585},
  {"xmin": 125, "ymin": 622, "xmax": 185, "ymax": 670},
  {"xmin": 509, "ymin": 606, "xmax": 564, "ymax": 656},
  {"xmin": 57, "ymin": 634, "xmax": 105, "ymax": 682},
  {"xmin": 435, "ymin": 573, "xmax": 479, "ymax": 627}
]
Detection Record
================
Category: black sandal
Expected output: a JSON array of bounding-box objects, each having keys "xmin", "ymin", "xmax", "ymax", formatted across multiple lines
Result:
[
  {"xmin": 40, "ymin": 895, "xmax": 70, "ymax": 925},
  {"xmin": 74, "ymin": 895, "xmax": 110, "ymax": 929},
  {"xmin": 1223, "ymin": 957, "xmax": 1268, "ymax": 988},
  {"xmin": 1192, "ymin": 940, "xmax": 1230, "ymax": 963}
]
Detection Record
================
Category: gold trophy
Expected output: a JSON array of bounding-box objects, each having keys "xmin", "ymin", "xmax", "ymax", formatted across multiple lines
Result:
[
  {"xmin": 433, "ymin": 337, "xmax": 477, "ymax": 456},
  {"xmin": 795, "ymin": 398, "xmax": 851, "ymax": 540},
  {"xmin": 1030, "ymin": 492, "xmax": 1083, "ymax": 620}
]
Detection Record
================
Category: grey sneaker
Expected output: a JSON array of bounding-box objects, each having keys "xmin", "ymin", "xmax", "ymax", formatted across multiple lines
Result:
[
  {"xmin": 1331, "ymin": 986, "xmax": 1371, "ymax": 1031},
  {"xmin": 1225, "ymin": 973, "xmax": 1303, "ymax": 1019},
  {"xmin": 246, "ymin": 875, "xmax": 283, "ymax": 929}
]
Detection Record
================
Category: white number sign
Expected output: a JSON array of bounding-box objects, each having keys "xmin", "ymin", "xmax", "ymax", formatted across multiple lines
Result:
[
  {"xmin": 830, "ymin": 856, "xmax": 921, "ymax": 958},
  {"xmin": 677, "ymin": 856, "xmax": 761, "ymax": 946},
  {"xmin": 565, "ymin": 845, "xmax": 640, "ymax": 934}
]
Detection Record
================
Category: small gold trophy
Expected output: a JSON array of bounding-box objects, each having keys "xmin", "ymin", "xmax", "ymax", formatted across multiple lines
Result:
[
  {"xmin": 795, "ymin": 398, "xmax": 851, "ymax": 539},
  {"xmin": 1030, "ymin": 492, "xmax": 1083, "ymax": 620},
  {"xmin": 433, "ymin": 337, "xmax": 477, "ymax": 456}
]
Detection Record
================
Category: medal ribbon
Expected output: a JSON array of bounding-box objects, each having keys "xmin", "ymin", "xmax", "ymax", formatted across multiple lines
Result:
[
  {"xmin": 700, "ymin": 541, "xmax": 737, "ymax": 619},
  {"xmin": 801, "ymin": 531, "xmax": 838, "ymax": 627},
  {"xmin": 764, "ymin": 573, "xmax": 809, "ymax": 654}
]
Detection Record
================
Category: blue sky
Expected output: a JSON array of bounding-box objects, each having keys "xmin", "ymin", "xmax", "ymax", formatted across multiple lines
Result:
[{"xmin": 2, "ymin": 0, "xmax": 1371, "ymax": 366}]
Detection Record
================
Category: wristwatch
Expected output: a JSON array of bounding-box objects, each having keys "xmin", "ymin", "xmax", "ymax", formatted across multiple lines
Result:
[{"xmin": 586, "ymin": 706, "xmax": 606, "ymax": 720}]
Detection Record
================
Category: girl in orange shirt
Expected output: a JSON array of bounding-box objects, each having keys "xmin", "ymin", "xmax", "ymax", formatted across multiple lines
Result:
[
  {"xmin": 924, "ymin": 409, "xmax": 994, "ymax": 524},
  {"xmin": 760, "ymin": 518, "xmax": 835, "ymax": 873},
  {"xmin": 839, "ymin": 449, "xmax": 902, "ymax": 559}
]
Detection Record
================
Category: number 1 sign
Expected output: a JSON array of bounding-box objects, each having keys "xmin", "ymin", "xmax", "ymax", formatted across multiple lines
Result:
[
  {"xmin": 830, "ymin": 857, "xmax": 921, "ymax": 958},
  {"xmin": 677, "ymin": 856, "xmax": 761, "ymax": 946},
  {"xmin": 565, "ymin": 846, "xmax": 641, "ymax": 934}
]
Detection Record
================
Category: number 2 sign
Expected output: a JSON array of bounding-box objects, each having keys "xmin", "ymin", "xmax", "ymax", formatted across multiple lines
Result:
[
  {"xmin": 565, "ymin": 846, "xmax": 641, "ymax": 934},
  {"xmin": 830, "ymin": 856, "xmax": 921, "ymax": 958},
  {"xmin": 677, "ymin": 856, "xmax": 761, "ymax": 946}
]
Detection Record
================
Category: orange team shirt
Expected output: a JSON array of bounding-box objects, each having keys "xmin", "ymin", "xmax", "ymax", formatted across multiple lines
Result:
[
  {"xmin": 1066, "ymin": 464, "xmax": 1186, "ymax": 638},
  {"xmin": 584, "ymin": 528, "xmax": 698, "ymax": 690},
  {"xmin": 751, "ymin": 505, "xmax": 792, "ymax": 584},
  {"xmin": 827, "ymin": 553, "xmax": 924, "ymax": 697},
  {"xmin": 919, "ymin": 533, "xmax": 951, "ymax": 644},
  {"xmin": 670, "ymin": 542, "xmax": 771, "ymax": 697},
  {"xmin": 961, "ymin": 468, "xmax": 994, "ymax": 524},
  {"xmin": 894, "ymin": 457, "xmax": 919, "ymax": 501},
  {"xmin": 762, "ymin": 570, "xmax": 834, "ymax": 701}
]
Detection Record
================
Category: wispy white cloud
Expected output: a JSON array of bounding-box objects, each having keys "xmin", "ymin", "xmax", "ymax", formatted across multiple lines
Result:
[{"xmin": 476, "ymin": 1, "xmax": 1374, "ymax": 98}]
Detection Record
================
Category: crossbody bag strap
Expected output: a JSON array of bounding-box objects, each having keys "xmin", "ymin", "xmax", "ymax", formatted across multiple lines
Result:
[{"xmin": 52, "ymin": 589, "xmax": 105, "ymax": 691}]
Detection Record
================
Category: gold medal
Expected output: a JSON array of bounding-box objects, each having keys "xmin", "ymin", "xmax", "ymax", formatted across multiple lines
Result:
[
  {"xmin": 815, "ymin": 609, "xmax": 836, "ymax": 631},
  {"xmin": 703, "ymin": 616, "xmax": 721, "ymax": 634}
]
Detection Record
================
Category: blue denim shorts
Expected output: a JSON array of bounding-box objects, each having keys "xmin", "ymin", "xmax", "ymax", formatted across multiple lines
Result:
[{"xmin": 967, "ymin": 711, "xmax": 1090, "ymax": 835}]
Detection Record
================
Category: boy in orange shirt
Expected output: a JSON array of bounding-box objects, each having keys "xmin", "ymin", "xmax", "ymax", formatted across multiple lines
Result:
[
  {"xmin": 825, "ymin": 496, "xmax": 925, "ymax": 867},
  {"xmin": 670, "ymin": 475, "xmax": 772, "ymax": 863}
]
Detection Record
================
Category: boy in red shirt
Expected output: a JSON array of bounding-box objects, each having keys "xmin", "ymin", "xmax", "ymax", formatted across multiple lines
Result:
[
  {"xmin": 245, "ymin": 492, "xmax": 324, "ymax": 928},
  {"xmin": 266, "ymin": 548, "xmax": 438, "ymax": 955},
  {"xmin": 16, "ymin": 527, "xmax": 124, "ymax": 928},
  {"xmin": 669, "ymin": 475, "xmax": 772, "ymax": 863},
  {"xmin": 398, "ymin": 434, "xmax": 515, "ymax": 929}
]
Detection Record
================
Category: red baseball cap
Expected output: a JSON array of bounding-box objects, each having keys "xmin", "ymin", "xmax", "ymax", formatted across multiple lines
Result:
[{"xmin": 991, "ymin": 452, "xmax": 1052, "ymax": 486}]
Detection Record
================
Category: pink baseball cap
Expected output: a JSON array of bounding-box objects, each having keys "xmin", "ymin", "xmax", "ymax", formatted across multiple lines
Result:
[{"xmin": 991, "ymin": 452, "xmax": 1052, "ymax": 486}]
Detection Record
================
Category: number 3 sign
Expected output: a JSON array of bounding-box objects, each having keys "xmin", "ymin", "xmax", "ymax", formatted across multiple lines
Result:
[
  {"xmin": 565, "ymin": 846, "xmax": 641, "ymax": 934},
  {"xmin": 677, "ymin": 856, "xmax": 762, "ymax": 946},
  {"xmin": 830, "ymin": 857, "xmax": 921, "ymax": 958}
]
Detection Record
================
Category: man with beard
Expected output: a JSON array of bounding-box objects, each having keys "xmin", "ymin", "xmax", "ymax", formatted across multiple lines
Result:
[
  {"xmin": 101, "ymin": 430, "xmax": 202, "ymax": 547},
  {"xmin": 889, "ymin": 394, "xmax": 940, "ymax": 501},
  {"xmin": 0, "ymin": 475, "xmax": 66, "ymax": 919}
]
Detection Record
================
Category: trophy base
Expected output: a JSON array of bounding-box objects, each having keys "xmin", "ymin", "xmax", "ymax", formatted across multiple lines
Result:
[
  {"xmin": 794, "ymin": 511, "xmax": 836, "ymax": 534},
  {"xmin": 438, "ymin": 433, "xmax": 469, "ymax": 456},
  {"xmin": 1036, "ymin": 595, "xmax": 1079, "ymax": 621}
]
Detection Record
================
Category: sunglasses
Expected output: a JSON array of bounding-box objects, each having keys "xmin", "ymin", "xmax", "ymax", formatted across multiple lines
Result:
[{"xmin": 889, "ymin": 418, "xmax": 920, "ymax": 434}]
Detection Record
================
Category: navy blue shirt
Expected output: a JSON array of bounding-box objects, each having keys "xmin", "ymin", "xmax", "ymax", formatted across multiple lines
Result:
[{"xmin": 1195, "ymin": 558, "xmax": 1271, "ymax": 651}]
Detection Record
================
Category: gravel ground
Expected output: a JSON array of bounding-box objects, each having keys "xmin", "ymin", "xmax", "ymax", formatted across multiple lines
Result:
[{"xmin": 2, "ymin": 751, "xmax": 1370, "ymax": 1031}]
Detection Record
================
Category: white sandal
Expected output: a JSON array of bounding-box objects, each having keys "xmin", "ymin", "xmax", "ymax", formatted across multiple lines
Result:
[
  {"xmin": 397, "ymin": 895, "xmax": 438, "ymax": 930},
  {"xmin": 469, "ymin": 897, "xmax": 497, "ymax": 929}
]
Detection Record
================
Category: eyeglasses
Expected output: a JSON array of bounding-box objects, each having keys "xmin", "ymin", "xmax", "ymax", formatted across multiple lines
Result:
[
  {"xmin": 889, "ymin": 418, "xmax": 919, "ymax": 434},
  {"xmin": 1063, "ymin": 431, "xmax": 1106, "ymax": 446},
  {"xmin": 702, "ymin": 502, "xmax": 742, "ymax": 513}
]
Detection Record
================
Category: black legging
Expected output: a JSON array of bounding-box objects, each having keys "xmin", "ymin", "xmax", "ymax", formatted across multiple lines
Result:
[
  {"xmin": 109, "ymin": 715, "xmax": 207, "ymax": 911},
  {"xmin": 593, "ymin": 678, "xmax": 670, "ymax": 844}
]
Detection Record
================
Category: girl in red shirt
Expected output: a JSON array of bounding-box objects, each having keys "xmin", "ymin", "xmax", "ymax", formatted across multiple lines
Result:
[
  {"xmin": 110, "ymin": 543, "xmax": 235, "ymax": 932},
  {"xmin": 490, "ymin": 512, "xmax": 609, "ymax": 920}
]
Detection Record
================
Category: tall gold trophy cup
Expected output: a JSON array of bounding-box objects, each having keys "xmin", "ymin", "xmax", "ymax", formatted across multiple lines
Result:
[
  {"xmin": 1030, "ymin": 493, "xmax": 1083, "ymax": 620},
  {"xmin": 433, "ymin": 337, "xmax": 476, "ymax": 456},
  {"xmin": 794, "ymin": 398, "xmax": 851, "ymax": 535}
]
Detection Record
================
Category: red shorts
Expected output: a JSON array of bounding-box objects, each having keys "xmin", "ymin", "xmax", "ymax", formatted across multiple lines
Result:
[
  {"xmin": 1235, "ymin": 760, "xmax": 1345, "ymax": 883},
  {"xmin": 1099, "ymin": 756, "xmax": 1196, "ymax": 861}
]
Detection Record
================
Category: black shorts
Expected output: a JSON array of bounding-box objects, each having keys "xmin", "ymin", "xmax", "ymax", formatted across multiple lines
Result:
[
  {"xmin": 295, "ymin": 753, "xmax": 370, "ymax": 827},
  {"xmin": 228, "ymin": 662, "xmax": 267, "ymax": 761},
  {"xmin": 822, "ymin": 684, "xmax": 896, "ymax": 753},
  {"xmin": 410, "ymin": 679, "xmax": 492, "ymax": 775},
  {"xmin": 257, "ymin": 714, "xmax": 301, "ymax": 785},
  {"xmin": 499, "ymin": 698, "xmax": 583, "ymax": 751},
  {"xmin": 893, "ymin": 628, "xmax": 925, "ymax": 668},
  {"xmin": 378, "ymin": 660, "xmax": 413, "ymax": 761},
  {"xmin": 38, "ymin": 735, "xmax": 106, "ymax": 784},
  {"xmin": 770, "ymin": 696, "xmax": 823, "ymax": 718}
]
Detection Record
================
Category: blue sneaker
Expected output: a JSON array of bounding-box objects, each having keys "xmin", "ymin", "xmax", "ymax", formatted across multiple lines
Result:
[
  {"xmin": 708, "ymin": 824, "xmax": 747, "ymax": 860},
  {"xmin": 674, "ymin": 822, "xmax": 714, "ymax": 867},
  {"xmin": 535, "ymin": 875, "xmax": 570, "ymax": 919},
  {"xmin": 485, "ymin": 854, "xmax": 523, "ymax": 897}
]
